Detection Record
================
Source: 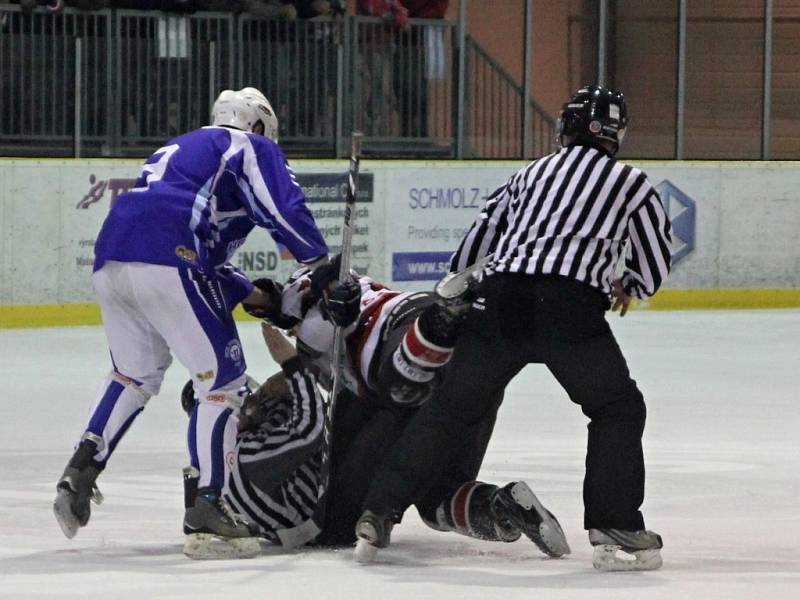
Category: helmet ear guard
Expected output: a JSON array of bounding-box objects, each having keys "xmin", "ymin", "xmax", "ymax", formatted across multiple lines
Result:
[
  {"xmin": 239, "ymin": 87, "xmax": 279, "ymax": 142},
  {"xmin": 558, "ymin": 84, "xmax": 627, "ymax": 154},
  {"xmin": 211, "ymin": 87, "xmax": 280, "ymax": 142}
]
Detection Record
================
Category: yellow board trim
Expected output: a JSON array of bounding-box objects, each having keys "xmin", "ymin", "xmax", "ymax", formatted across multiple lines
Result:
[
  {"xmin": 643, "ymin": 288, "xmax": 800, "ymax": 310},
  {"xmin": 0, "ymin": 303, "xmax": 102, "ymax": 328},
  {"xmin": 1, "ymin": 289, "xmax": 798, "ymax": 328},
  {"xmin": 0, "ymin": 303, "xmax": 262, "ymax": 329}
]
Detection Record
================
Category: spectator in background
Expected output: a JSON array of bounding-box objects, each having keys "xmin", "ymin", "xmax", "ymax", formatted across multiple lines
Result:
[
  {"xmin": 201, "ymin": 1, "xmax": 336, "ymax": 20},
  {"xmin": 356, "ymin": 0, "xmax": 448, "ymax": 139},
  {"xmin": 393, "ymin": 0, "xmax": 448, "ymax": 138},
  {"xmin": 294, "ymin": 0, "xmax": 342, "ymax": 140},
  {"xmin": 104, "ymin": 1, "xmax": 197, "ymax": 10},
  {"xmin": 14, "ymin": 1, "xmax": 337, "ymax": 18},
  {"xmin": 239, "ymin": 1, "xmax": 335, "ymax": 140},
  {"xmin": 18, "ymin": 0, "xmax": 65, "ymax": 12},
  {"xmin": 294, "ymin": 1, "xmax": 332, "ymax": 19},
  {"xmin": 235, "ymin": 1, "xmax": 298, "ymax": 19},
  {"xmin": 66, "ymin": 1, "xmax": 108, "ymax": 9},
  {"xmin": 356, "ymin": 0, "xmax": 408, "ymax": 137}
]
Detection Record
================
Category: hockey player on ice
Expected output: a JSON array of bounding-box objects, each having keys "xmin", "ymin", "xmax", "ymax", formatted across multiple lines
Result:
[
  {"xmin": 176, "ymin": 261, "xmax": 570, "ymax": 558},
  {"xmin": 53, "ymin": 87, "xmax": 329, "ymax": 559}
]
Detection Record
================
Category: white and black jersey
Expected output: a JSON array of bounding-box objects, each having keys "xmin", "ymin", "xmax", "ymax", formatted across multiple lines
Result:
[
  {"xmin": 451, "ymin": 145, "xmax": 672, "ymax": 298},
  {"xmin": 277, "ymin": 266, "xmax": 422, "ymax": 396},
  {"xmin": 224, "ymin": 357, "xmax": 325, "ymax": 547}
]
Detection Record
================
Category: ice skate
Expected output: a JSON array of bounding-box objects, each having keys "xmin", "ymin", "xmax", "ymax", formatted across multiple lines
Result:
[
  {"xmin": 490, "ymin": 481, "xmax": 571, "ymax": 558},
  {"xmin": 183, "ymin": 488, "xmax": 261, "ymax": 560},
  {"xmin": 433, "ymin": 256, "xmax": 490, "ymax": 317},
  {"xmin": 354, "ymin": 510, "xmax": 396, "ymax": 564},
  {"xmin": 53, "ymin": 437, "xmax": 104, "ymax": 539},
  {"xmin": 589, "ymin": 528, "xmax": 663, "ymax": 571}
]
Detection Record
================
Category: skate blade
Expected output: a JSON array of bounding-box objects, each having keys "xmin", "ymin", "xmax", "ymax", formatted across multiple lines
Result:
[
  {"xmin": 354, "ymin": 538, "xmax": 379, "ymax": 564},
  {"xmin": 53, "ymin": 489, "xmax": 80, "ymax": 539},
  {"xmin": 91, "ymin": 485, "xmax": 104, "ymax": 506},
  {"xmin": 592, "ymin": 545, "xmax": 663, "ymax": 571},
  {"xmin": 183, "ymin": 533, "xmax": 261, "ymax": 560},
  {"xmin": 434, "ymin": 256, "xmax": 490, "ymax": 300},
  {"xmin": 510, "ymin": 482, "xmax": 571, "ymax": 557}
]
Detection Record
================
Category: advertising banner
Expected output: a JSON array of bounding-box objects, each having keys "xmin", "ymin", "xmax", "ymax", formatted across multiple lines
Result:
[
  {"xmin": 379, "ymin": 160, "xmax": 800, "ymax": 291},
  {"xmin": 0, "ymin": 160, "xmax": 382, "ymax": 304},
  {"xmin": 1, "ymin": 159, "xmax": 799, "ymax": 309},
  {"xmin": 233, "ymin": 170, "xmax": 379, "ymax": 285},
  {"xmin": 381, "ymin": 162, "xmax": 514, "ymax": 290}
]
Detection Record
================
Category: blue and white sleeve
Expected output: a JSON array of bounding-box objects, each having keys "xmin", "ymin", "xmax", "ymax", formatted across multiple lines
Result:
[
  {"xmin": 216, "ymin": 263, "xmax": 255, "ymax": 308},
  {"xmin": 238, "ymin": 136, "xmax": 328, "ymax": 264}
]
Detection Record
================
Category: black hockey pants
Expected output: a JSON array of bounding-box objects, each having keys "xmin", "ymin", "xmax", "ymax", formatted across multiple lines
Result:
[
  {"xmin": 364, "ymin": 273, "xmax": 648, "ymax": 531},
  {"xmin": 316, "ymin": 391, "xmax": 500, "ymax": 546}
]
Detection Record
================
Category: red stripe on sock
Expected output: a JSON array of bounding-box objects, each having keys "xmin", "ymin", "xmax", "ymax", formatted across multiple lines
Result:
[
  {"xmin": 403, "ymin": 322, "xmax": 453, "ymax": 366},
  {"xmin": 451, "ymin": 481, "xmax": 480, "ymax": 533}
]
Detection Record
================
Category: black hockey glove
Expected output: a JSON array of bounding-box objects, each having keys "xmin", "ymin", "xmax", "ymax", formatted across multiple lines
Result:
[
  {"xmin": 308, "ymin": 254, "xmax": 342, "ymax": 300},
  {"xmin": 324, "ymin": 280, "xmax": 361, "ymax": 327},
  {"xmin": 243, "ymin": 278, "xmax": 299, "ymax": 328}
]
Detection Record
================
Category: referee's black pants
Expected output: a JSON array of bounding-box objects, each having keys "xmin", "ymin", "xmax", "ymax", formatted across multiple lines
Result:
[{"xmin": 364, "ymin": 273, "xmax": 648, "ymax": 532}]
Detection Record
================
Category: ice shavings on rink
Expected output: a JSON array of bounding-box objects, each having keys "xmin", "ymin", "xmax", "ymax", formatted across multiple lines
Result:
[{"xmin": 0, "ymin": 310, "xmax": 798, "ymax": 600}]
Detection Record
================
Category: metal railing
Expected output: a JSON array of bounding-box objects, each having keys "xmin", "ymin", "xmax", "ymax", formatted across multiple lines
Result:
[
  {"xmin": 114, "ymin": 11, "xmax": 236, "ymax": 157},
  {"xmin": 0, "ymin": 4, "xmax": 556, "ymax": 159},
  {"xmin": 464, "ymin": 37, "xmax": 555, "ymax": 158},
  {"xmin": 347, "ymin": 16, "xmax": 457, "ymax": 157},
  {"xmin": 0, "ymin": 8, "xmax": 112, "ymax": 156},
  {"xmin": 238, "ymin": 15, "xmax": 340, "ymax": 155}
]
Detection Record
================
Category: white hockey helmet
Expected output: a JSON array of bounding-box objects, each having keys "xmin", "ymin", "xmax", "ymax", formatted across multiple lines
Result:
[{"xmin": 211, "ymin": 87, "xmax": 279, "ymax": 142}]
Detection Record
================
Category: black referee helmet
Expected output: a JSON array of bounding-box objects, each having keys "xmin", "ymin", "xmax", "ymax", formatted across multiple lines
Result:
[{"xmin": 558, "ymin": 85, "xmax": 628, "ymax": 154}]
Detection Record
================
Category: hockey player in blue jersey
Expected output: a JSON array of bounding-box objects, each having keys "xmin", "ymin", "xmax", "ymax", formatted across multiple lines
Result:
[{"xmin": 53, "ymin": 87, "xmax": 330, "ymax": 557}]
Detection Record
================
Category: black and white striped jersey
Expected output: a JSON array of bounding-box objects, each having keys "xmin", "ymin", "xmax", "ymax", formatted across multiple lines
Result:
[
  {"xmin": 451, "ymin": 144, "xmax": 672, "ymax": 298},
  {"xmin": 224, "ymin": 357, "xmax": 325, "ymax": 547}
]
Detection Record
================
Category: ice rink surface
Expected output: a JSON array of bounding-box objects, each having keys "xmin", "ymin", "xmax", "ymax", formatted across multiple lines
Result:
[{"xmin": 1, "ymin": 310, "xmax": 798, "ymax": 600}]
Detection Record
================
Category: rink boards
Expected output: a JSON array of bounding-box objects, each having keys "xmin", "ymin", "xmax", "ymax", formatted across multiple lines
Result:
[{"xmin": 1, "ymin": 158, "xmax": 799, "ymax": 327}]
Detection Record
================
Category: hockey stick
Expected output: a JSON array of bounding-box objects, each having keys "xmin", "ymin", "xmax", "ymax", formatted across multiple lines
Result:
[{"xmin": 314, "ymin": 132, "xmax": 363, "ymax": 531}]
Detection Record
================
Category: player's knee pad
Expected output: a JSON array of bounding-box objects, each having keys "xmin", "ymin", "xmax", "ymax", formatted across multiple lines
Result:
[
  {"xmin": 111, "ymin": 366, "xmax": 165, "ymax": 399},
  {"xmin": 197, "ymin": 390, "xmax": 246, "ymax": 411},
  {"xmin": 183, "ymin": 375, "xmax": 259, "ymax": 417},
  {"xmin": 85, "ymin": 372, "xmax": 152, "ymax": 465},
  {"xmin": 196, "ymin": 376, "xmax": 251, "ymax": 412},
  {"xmin": 420, "ymin": 481, "xmax": 520, "ymax": 543},
  {"xmin": 108, "ymin": 371, "xmax": 153, "ymax": 406}
]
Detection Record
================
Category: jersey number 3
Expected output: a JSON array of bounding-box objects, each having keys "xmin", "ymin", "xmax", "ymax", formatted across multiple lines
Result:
[{"xmin": 131, "ymin": 144, "xmax": 180, "ymax": 193}]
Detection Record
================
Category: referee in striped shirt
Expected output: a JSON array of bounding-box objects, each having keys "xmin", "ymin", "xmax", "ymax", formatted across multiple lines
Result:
[{"xmin": 356, "ymin": 85, "xmax": 672, "ymax": 570}]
